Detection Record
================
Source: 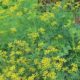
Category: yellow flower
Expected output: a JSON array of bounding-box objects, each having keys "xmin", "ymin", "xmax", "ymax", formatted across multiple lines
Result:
[
  {"xmin": 55, "ymin": 1, "xmax": 61, "ymax": 7},
  {"xmin": 16, "ymin": 57, "xmax": 27, "ymax": 64},
  {"xmin": 28, "ymin": 32, "xmax": 39, "ymax": 40},
  {"xmin": 9, "ymin": 5, "xmax": 18, "ymax": 12},
  {"xmin": 43, "ymin": 70, "xmax": 48, "ymax": 77},
  {"xmin": 0, "ymin": 75, "xmax": 5, "ymax": 80},
  {"xmin": 55, "ymin": 34, "xmax": 63, "ymax": 39},
  {"xmin": 0, "ymin": 51, "xmax": 7, "ymax": 59},
  {"xmin": 28, "ymin": 74, "xmax": 35, "ymax": 80},
  {"xmin": 47, "ymin": 71, "xmax": 56, "ymax": 79},
  {"xmin": 62, "ymin": 67, "xmax": 68, "ymax": 71},
  {"xmin": 57, "ymin": 34, "xmax": 63, "ymax": 38},
  {"xmin": 25, "ymin": 47, "xmax": 31, "ymax": 53},
  {"xmin": 8, "ymin": 42, "xmax": 14, "ymax": 48},
  {"xmin": 71, "ymin": 63, "xmax": 78, "ymax": 72},
  {"xmin": 6, "ymin": 71, "xmax": 12, "ymax": 77},
  {"xmin": 38, "ymin": 41, "xmax": 45, "ymax": 48},
  {"xmin": 44, "ymin": 46, "xmax": 58, "ymax": 55},
  {"xmin": 11, "ymin": 73, "xmax": 19, "ymax": 79},
  {"xmin": 51, "ymin": 21, "xmax": 57, "ymax": 26},
  {"xmin": 38, "ymin": 28, "xmax": 45, "ymax": 34},
  {"xmin": 68, "ymin": 63, "xmax": 78, "ymax": 73},
  {"xmin": 55, "ymin": 63, "xmax": 62, "ymax": 71},
  {"xmin": 14, "ymin": 40, "xmax": 27, "ymax": 47},
  {"xmin": 52, "ymin": 6, "xmax": 56, "ymax": 10},
  {"xmin": 10, "ymin": 51, "xmax": 15, "ymax": 57},
  {"xmin": 24, "ymin": 8, "xmax": 28, "ymax": 12},
  {"xmin": 0, "ymin": 10, "xmax": 5, "ymax": 14},
  {"xmin": 34, "ymin": 59, "xmax": 39, "ymax": 65},
  {"xmin": 63, "ymin": 2, "xmax": 72, "ymax": 10},
  {"xmin": 40, "ymin": 12, "xmax": 54, "ymax": 21},
  {"xmin": 16, "ymin": 11, "xmax": 23, "ymax": 16},
  {"xmin": 10, "ymin": 28, "xmax": 17, "ymax": 33},
  {"xmin": 10, "ymin": 65, "xmax": 16, "ymax": 71},
  {"xmin": 18, "ymin": 67, "xmax": 25, "ymax": 74},
  {"xmin": 63, "ymin": 4, "xmax": 68, "ymax": 10},
  {"xmin": 16, "ymin": 51, "xmax": 22, "ymax": 55},
  {"xmin": 52, "ymin": 57, "xmax": 66, "ymax": 71},
  {"xmin": 41, "ymin": 57, "xmax": 51, "ymax": 69},
  {"xmin": 29, "ymin": 67, "xmax": 36, "ymax": 72},
  {"xmin": 2, "ymin": 0, "xmax": 10, "ymax": 5}
]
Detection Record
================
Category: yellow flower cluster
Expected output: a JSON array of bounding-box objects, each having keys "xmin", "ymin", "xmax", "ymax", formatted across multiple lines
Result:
[
  {"xmin": 38, "ymin": 27, "xmax": 45, "ymax": 34},
  {"xmin": 55, "ymin": 1, "xmax": 61, "ymax": 7},
  {"xmin": 51, "ymin": 21, "xmax": 57, "ymax": 26},
  {"xmin": 10, "ymin": 28, "xmax": 17, "ymax": 33},
  {"xmin": 0, "ymin": 0, "xmax": 24, "ymax": 19},
  {"xmin": 41, "ymin": 57, "xmax": 51, "ymax": 69},
  {"xmin": 52, "ymin": 1, "xmax": 61, "ymax": 10},
  {"xmin": 40, "ymin": 12, "xmax": 54, "ymax": 21},
  {"xmin": 47, "ymin": 71, "xmax": 56, "ymax": 79},
  {"xmin": 9, "ymin": 5, "xmax": 18, "ymax": 12},
  {"xmin": 28, "ymin": 74, "xmax": 36, "ymax": 80},
  {"xmin": 16, "ymin": 11, "xmax": 23, "ymax": 16},
  {"xmin": 68, "ymin": 63, "xmax": 78, "ymax": 73},
  {"xmin": 52, "ymin": 56, "xmax": 67, "ymax": 71},
  {"xmin": 0, "ymin": 0, "xmax": 79, "ymax": 80},
  {"xmin": 28, "ymin": 32, "xmax": 39, "ymax": 41},
  {"xmin": 44, "ymin": 46, "xmax": 58, "ymax": 55},
  {"xmin": 0, "ymin": 10, "xmax": 5, "ymax": 14},
  {"xmin": 55, "ymin": 34, "xmax": 63, "ymax": 39},
  {"xmin": 38, "ymin": 41, "xmax": 45, "ymax": 51},
  {"xmin": 43, "ymin": 71, "xmax": 56, "ymax": 79},
  {"xmin": 2, "ymin": 0, "xmax": 10, "ymax": 5},
  {"xmin": 0, "ymin": 38, "xmax": 79, "ymax": 80}
]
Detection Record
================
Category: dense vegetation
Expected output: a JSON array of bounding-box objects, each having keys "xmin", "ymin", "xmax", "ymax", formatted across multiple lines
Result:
[{"xmin": 0, "ymin": 0, "xmax": 80, "ymax": 80}]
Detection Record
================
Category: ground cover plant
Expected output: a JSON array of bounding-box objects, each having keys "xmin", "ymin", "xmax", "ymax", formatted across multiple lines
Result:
[{"xmin": 0, "ymin": 0, "xmax": 80, "ymax": 80}]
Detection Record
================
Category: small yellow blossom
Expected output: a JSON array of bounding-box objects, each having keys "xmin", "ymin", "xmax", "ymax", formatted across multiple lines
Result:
[
  {"xmin": 2, "ymin": 0, "xmax": 10, "ymax": 5},
  {"xmin": 10, "ymin": 65, "xmax": 16, "ymax": 71},
  {"xmin": 71, "ymin": 63, "xmax": 78, "ymax": 72},
  {"xmin": 55, "ymin": 1, "xmax": 61, "ymax": 7},
  {"xmin": 16, "ymin": 11, "xmax": 23, "ymax": 16},
  {"xmin": 43, "ymin": 70, "xmax": 48, "ymax": 77},
  {"xmin": 10, "ymin": 28, "xmax": 17, "ymax": 33},
  {"xmin": 9, "ymin": 5, "xmax": 18, "ymax": 12},
  {"xmin": 8, "ymin": 42, "xmax": 14, "ymax": 48},
  {"xmin": 47, "ymin": 71, "xmax": 56, "ymax": 79},
  {"xmin": 28, "ymin": 74, "xmax": 35, "ymax": 80},
  {"xmin": 51, "ymin": 21, "xmax": 57, "ymax": 26},
  {"xmin": 38, "ymin": 27, "xmax": 45, "ymax": 34},
  {"xmin": 0, "ymin": 75, "xmax": 5, "ymax": 80},
  {"xmin": 16, "ymin": 51, "xmax": 22, "ymax": 55},
  {"xmin": 18, "ymin": 67, "xmax": 25, "ymax": 74},
  {"xmin": 38, "ymin": 41, "xmax": 45, "ymax": 48},
  {"xmin": 41, "ymin": 57, "xmax": 51, "ymax": 69},
  {"xmin": 25, "ymin": 47, "xmax": 31, "ymax": 53},
  {"xmin": 40, "ymin": 12, "xmax": 54, "ymax": 21},
  {"xmin": 29, "ymin": 67, "xmax": 36, "ymax": 72},
  {"xmin": 0, "ymin": 10, "xmax": 5, "ymax": 14},
  {"xmin": 34, "ymin": 59, "xmax": 39, "ymax": 65},
  {"xmin": 44, "ymin": 46, "xmax": 58, "ymax": 54},
  {"xmin": 52, "ymin": 56, "xmax": 66, "ymax": 71},
  {"xmin": 11, "ymin": 73, "xmax": 19, "ymax": 79},
  {"xmin": 28, "ymin": 32, "xmax": 39, "ymax": 40},
  {"xmin": 62, "ymin": 67, "xmax": 68, "ymax": 71},
  {"xmin": 68, "ymin": 63, "xmax": 78, "ymax": 73}
]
